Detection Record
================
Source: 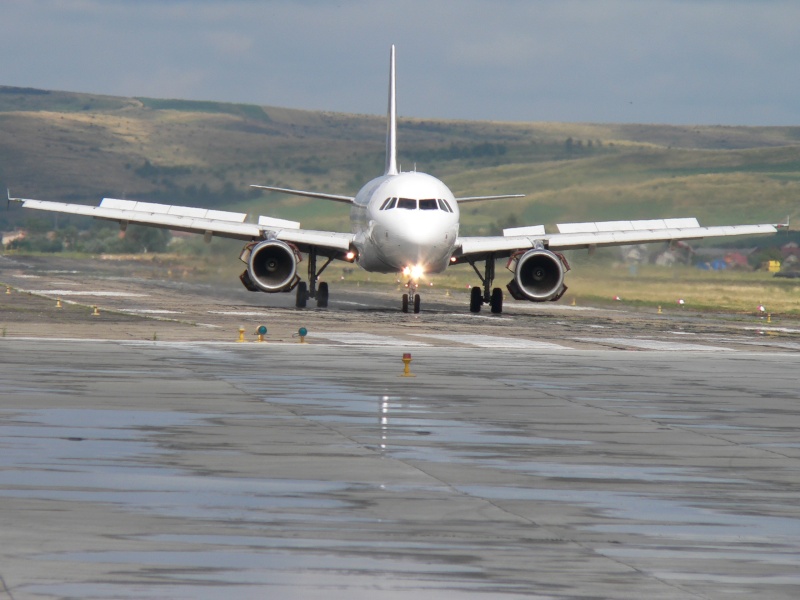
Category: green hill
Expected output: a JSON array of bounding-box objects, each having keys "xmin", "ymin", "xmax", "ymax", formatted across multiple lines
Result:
[{"xmin": 2, "ymin": 84, "xmax": 799, "ymax": 237}]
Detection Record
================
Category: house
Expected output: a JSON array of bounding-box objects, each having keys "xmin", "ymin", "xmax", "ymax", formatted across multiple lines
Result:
[{"xmin": 1, "ymin": 230, "xmax": 26, "ymax": 247}]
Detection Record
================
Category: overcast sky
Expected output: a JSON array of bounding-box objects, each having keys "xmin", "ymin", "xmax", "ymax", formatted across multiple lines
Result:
[{"xmin": 1, "ymin": 0, "xmax": 799, "ymax": 126}]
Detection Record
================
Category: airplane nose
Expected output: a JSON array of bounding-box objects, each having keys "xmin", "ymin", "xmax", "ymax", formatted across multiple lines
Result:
[{"xmin": 398, "ymin": 225, "xmax": 440, "ymax": 246}]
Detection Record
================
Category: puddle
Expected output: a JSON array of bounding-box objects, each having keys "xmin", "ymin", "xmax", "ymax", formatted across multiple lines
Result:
[
  {"xmin": 598, "ymin": 546, "xmax": 800, "ymax": 567},
  {"xmin": 0, "ymin": 477, "xmax": 349, "ymax": 521},
  {"xmin": 248, "ymin": 380, "xmax": 589, "ymax": 457},
  {"xmin": 457, "ymin": 485, "xmax": 800, "ymax": 543},
  {"xmin": 0, "ymin": 409, "xmax": 192, "ymax": 467},
  {"xmin": 32, "ymin": 537, "xmax": 536, "ymax": 599},
  {"xmin": 637, "ymin": 414, "xmax": 702, "ymax": 420},
  {"xmin": 479, "ymin": 462, "xmax": 747, "ymax": 484},
  {"xmin": 0, "ymin": 407, "xmax": 355, "ymax": 522},
  {"xmin": 120, "ymin": 308, "xmax": 184, "ymax": 314},
  {"xmin": 28, "ymin": 572, "xmax": 537, "ymax": 600}
]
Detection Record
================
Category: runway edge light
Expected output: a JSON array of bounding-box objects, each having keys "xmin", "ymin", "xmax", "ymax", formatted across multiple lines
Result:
[{"xmin": 400, "ymin": 353, "xmax": 415, "ymax": 378}]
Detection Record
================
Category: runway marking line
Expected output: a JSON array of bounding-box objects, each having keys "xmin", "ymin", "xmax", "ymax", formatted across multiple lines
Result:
[
  {"xmin": 574, "ymin": 337, "xmax": 734, "ymax": 352},
  {"xmin": 414, "ymin": 333, "xmax": 571, "ymax": 350},
  {"xmin": 305, "ymin": 332, "xmax": 431, "ymax": 346}
]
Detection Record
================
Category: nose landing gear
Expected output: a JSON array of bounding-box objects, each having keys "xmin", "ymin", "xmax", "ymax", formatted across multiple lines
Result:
[{"xmin": 402, "ymin": 281, "xmax": 421, "ymax": 313}]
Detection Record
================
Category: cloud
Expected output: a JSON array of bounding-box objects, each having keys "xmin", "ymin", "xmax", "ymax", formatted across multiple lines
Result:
[{"xmin": 1, "ymin": 0, "xmax": 800, "ymax": 124}]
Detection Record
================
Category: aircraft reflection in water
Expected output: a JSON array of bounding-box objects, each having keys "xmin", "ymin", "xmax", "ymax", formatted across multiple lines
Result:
[
  {"xmin": 380, "ymin": 396, "xmax": 390, "ymax": 452},
  {"xmin": 10, "ymin": 46, "xmax": 782, "ymax": 314}
]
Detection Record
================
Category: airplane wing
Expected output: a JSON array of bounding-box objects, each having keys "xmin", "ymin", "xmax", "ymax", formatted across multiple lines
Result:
[
  {"xmin": 8, "ymin": 195, "xmax": 354, "ymax": 253},
  {"xmin": 455, "ymin": 217, "xmax": 781, "ymax": 261}
]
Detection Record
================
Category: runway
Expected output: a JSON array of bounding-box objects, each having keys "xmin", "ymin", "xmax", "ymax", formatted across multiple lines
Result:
[
  {"xmin": 2, "ymin": 254, "xmax": 800, "ymax": 598},
  {"xmin": 1, "ymin": 253, "xmax": 798, "ymax": 352}
]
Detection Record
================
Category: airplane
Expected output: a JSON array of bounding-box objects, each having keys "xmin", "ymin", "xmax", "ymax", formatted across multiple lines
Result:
[{"xmin": 9, "ymin": 45, "xmax": 783, "ymax": 314}]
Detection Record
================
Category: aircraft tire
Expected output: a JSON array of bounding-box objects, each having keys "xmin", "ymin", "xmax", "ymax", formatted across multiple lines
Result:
[
  {"xmin": 402, "ymin": 293, "xmax": 409, "ymax": 313},
  {"xmin": 296, "ymin": 282, "xmax": 308, "ymax": 308},
  {"xmin": 413, "ymin": 293, "xmax": 421, "ymax": 314},
  {"xmin": 317, "ymin": 282, "xmax": 329, "ymax": 308},
  {"xmin": 490, "ymin": 287, "xmax": 503, "ymax": 314},
  {"xmin": 469, "ymin": 286, "xmax": 482, "ymax": 313}
]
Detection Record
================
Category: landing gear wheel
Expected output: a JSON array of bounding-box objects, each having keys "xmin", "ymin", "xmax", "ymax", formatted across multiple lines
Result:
[
  {"xmin": 490, "ymin": 287, "xmax": 503, "ymax": 314},
  {"xmin": 402, "ymin": 293, "xmax": 409, "ymax": 313},
  {"xmin": 413, "ymin": 294, "xmax": 421, "ymax": 314},
  {"xmin": 469, "ymin": 286, "xmax": 483, "ymax": 313},
  {"xmin": 316, "ymin": 282, "xmax": 329, "ymax": 308},
  {"xmin": 295, "ymin": 281, "xmax": 308, "ymax": 308}
]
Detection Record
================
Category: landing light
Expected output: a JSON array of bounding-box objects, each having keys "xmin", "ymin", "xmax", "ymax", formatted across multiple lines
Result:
[
  {"xmin": 346, "ymin": 250, "xmax": 357, "ymax": 261},
  {"xmin": 402, "ymin": 264, "xmax": 425, "ymax": 280}
]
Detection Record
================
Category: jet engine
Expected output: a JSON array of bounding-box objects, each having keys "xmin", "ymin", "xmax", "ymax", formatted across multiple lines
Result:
[
  {"xmin": 506, "ymin": 248, "xmax": 570, "ymax": 302},
  {"xmin": 239, "ymin": 240, "xmax": 300, "ymax": 293}
]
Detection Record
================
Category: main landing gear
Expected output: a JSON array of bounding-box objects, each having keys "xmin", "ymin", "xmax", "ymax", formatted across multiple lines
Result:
[
  {"xmin": 401, "ymin": 282, "xmax": 421, "ymax": 314},
  {"xmin": 295, "ymin": 248, "xmax": 332, "ymax": 309},
  {"xmin": 468, "ymin": 255, "xmax": 503, "ymax": 314}
]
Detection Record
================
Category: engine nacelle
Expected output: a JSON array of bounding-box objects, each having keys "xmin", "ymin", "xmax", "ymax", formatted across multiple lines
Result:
[
  {"xmin": 506, "ymin": 248, "xmax": 569, "ymax": 302},
  {"xmin": 239, "ymin": 240, "xmax": 300, "ymax": 293}
]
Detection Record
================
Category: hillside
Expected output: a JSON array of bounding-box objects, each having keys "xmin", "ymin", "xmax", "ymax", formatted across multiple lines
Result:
[{"xmin": 2, "ymin": 84, "xmax": 799, "ymax": 237}]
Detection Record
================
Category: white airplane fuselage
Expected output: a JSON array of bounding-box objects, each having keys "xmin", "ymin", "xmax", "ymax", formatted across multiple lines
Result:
[{"xmin": 351, "ymin": 171, "xmax": 460, "ymax": 275}]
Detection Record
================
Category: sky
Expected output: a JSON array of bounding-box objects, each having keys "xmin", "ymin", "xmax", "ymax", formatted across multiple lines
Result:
[{"xmin": 1, "ymin": 0, "xmax": 799, "ymax": 126}]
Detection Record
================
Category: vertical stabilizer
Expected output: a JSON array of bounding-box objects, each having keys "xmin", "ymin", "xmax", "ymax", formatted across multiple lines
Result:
[{"xmin": 385, "ymin": 45, "xmax": 398, "ymax": 176}]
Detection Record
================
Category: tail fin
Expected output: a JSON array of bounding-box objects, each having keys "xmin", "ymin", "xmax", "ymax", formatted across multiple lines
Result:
[{"xmin": 384, "ymin": 45, "xmax": 398, "ymax": 176}]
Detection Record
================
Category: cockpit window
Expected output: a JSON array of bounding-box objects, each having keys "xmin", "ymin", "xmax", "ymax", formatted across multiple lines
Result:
[
  {"xmin": 419, "ymin": 199, "xmax": 438, "ymax": 210},
  {"xmin": 396, "ymin": 198, "xmax": 416, "ymax": 210},
  {"xmin": 381, "ymin": 197, "xmax": 454, "ymax": 212}
]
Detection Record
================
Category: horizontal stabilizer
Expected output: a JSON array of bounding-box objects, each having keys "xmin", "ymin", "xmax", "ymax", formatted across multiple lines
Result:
[
  {"xmin": 456, "ymin": 194, "xmax": 525, "ymax": 203},
  {"xmin": 251, "ymin": 185, "xmax": 354, "ymax": 204}
]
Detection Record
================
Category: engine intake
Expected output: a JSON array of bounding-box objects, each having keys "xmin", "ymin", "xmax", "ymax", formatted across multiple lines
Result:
[
  {"xmin": 239, "ymin": 240, "xmax": 300, "ymax": 293},
  {"xmin": 506, "ymin": 248, "xmax": 569, "ymax": 302}
]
